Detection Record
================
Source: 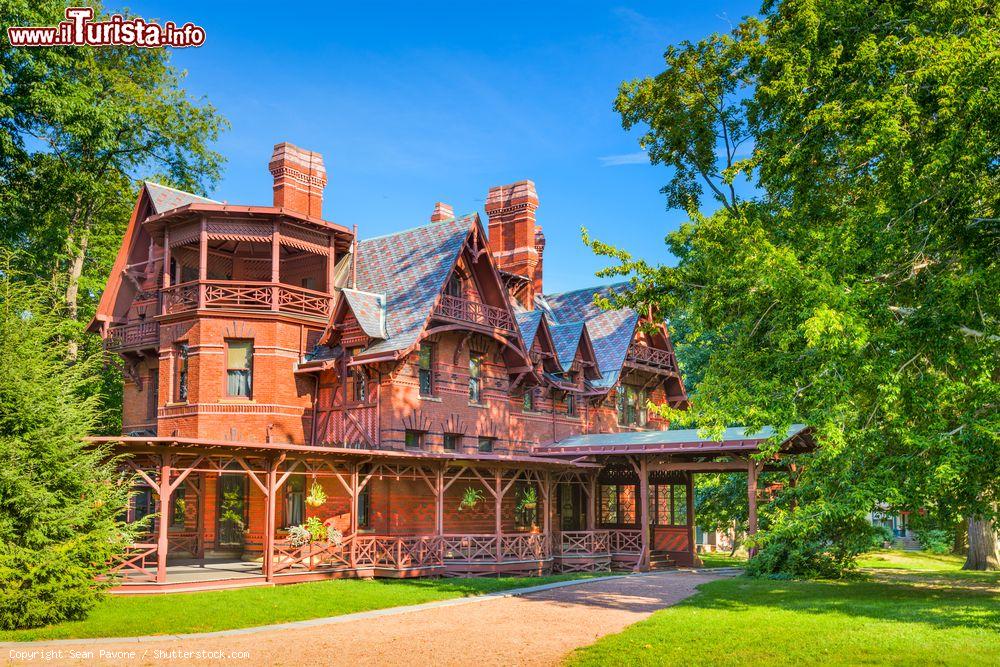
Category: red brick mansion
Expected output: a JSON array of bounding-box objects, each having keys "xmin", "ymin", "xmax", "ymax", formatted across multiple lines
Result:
[{"xmin": 91, "ymin": 143, "xmax": 810, "ymax": 590}]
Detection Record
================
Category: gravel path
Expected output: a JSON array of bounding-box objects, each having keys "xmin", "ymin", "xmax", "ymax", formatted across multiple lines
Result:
[{"xmin": 7, "ymin": 570, "xmax": 732, "ymax": 666}]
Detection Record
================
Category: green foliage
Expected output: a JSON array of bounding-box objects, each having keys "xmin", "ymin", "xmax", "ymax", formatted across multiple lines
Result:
[
  {"xmin": 916, "ymin": 529, "xmax": 953, "ymax": 555},
  {"xmin": 459, "ymin": 487, "xmax": 485, "ymax": 510},
  {"xmin": 593, "ymin": 0, "xmax": 1000, "ymax": 574},
  {"xmin": 304, "ymin": 516, "xmax": 327, "ymax": 542},
  {"xmin": 0, "ymin": 261, "xmax": 133, "ymax": 630},
  {"xmin": 872, "ymin": 525, "xmax": 895, "ymax": 548},
  {"xmin": 745, "ymin": 511, "xmax": 880, "ymax": 579}
]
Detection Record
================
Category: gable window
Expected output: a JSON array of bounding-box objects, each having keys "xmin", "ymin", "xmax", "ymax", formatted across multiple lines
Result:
[
  {"xmin": 284, "ymin": 476, "xmax": 304, "ymax": 528},
  {"xmin": 405, "ymin": 430, "xmax": 424, "ymax": 450},
  {"xmin": 418, "ymin": 343, "xmax": 434, "ymax": 396},
  {"xmin": 616, "ymin": 386, "xmax": 648, "ymax": 427},
  {"xmin": 445, "ymin": 273, "xmax": 463, "ymax": 298},
  {"xmin": 469, "ymin": 353, "xmax": 483, "ymax": 403},
  {"xmin": 565, "ymin": 393, "xmax": 577, "ymax": 417},
  {"xmin": 175, "ymin": 343, "xmax": 189, "ymax": 402},
  {"xmin": 347, "ymin": 351, "xmax": 367, "ymax": 403},
  {"xmin": 443, "ymin": 433, "xmax": 459, "ymax": 452},
  {"xmin": 226, "ymin": 339, "xmax": 253, "ymax": 398},
  {"xmin": 477, "ymin": 436, "xmax": 494, "ymax": 453}
]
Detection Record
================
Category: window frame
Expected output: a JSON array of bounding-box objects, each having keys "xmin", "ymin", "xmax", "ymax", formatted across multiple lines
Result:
[
  {"xmin": 357, "ymin": 483, "xmax": 371, "ymax": 529},
  {"xmin": 175, "ymin": 343, "xmax": 189, "ymax": 403},
  {"xmin": 404, "ymin": 430, "xmax": 424, "ymax": 450},
  {"xmin": 284, "ymin": 476, "xmax": 305, "ymax": 528},
  {"xmin": 225, "ymin": 338, "xmax": 254, "ymax": 399},
  {"xmin": 477, "ymin": 436, "xmax": 494, "ymax": 453},
  {"xmin": 469, "ymin": 353, "xmax": 484, "ymax": 404},
  {"xmin": 418, "ymin": 343, "xmax": 434, "ymax": 396},
  {"xmin": 443, "ymin": 433, "xmax": 460, "ymax": 452}
]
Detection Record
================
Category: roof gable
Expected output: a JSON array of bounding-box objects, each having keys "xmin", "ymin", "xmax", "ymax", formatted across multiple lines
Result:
[
  {"xmin": 340, "ymin": 288, "xmax": 387, "ymax": 339},
  {"xmin": 144, "ymin": 181, "xmax": 219, "ymax": 214}
]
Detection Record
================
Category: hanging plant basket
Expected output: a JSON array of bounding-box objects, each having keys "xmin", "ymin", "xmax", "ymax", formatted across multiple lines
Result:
[
  {"xmin": 458, "ymin": 487, "xmax": 484, "ymax": 511},
  {"xmin": 305, "ymin": 480, "xmax": 327, "ymax": 508}
]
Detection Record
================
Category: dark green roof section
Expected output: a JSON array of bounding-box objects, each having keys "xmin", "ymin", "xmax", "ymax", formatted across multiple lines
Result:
[{"xmin": 539, "ymin": 425, "xmax": 810, "ymax": 452}]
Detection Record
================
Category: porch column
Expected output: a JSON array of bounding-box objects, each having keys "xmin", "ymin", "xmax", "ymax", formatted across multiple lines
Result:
[
  {"xmin": 435, "ymin": 465, "xmax": 444, "ymax": 536},
  {"xmin": 349, "ymin": 464, "xmax": 359, "ymax": 535},
  {"xmin": 541, "ymin": 472, "xmax": 552, "ymax": 559},
  {"xmin": 155, "ymin": 454, "xmax": 173, "ymax": 583},
  {"xmin": 747, "ymin": 458, "xmax": 763, "ymax": 557},
  {"xmin": 263, "ymin": 459, "xmax": 277, "ymax": 581},
  {"xmin": 586, "ymin": 475, "xmax": 597, "ymax": 530},
  {"xmin": 495, "ymin": 468, "xmax": 503, "ymax": 563},
  {"xmin": 687, "ymin": 472, "xmax": 698, "ymax": 566},
  {"xmin": 193, "ymin": 475, "xmax": 205, "ymax": 558},
  {"xmin": 197, "ymin": 216, "xmax": 208, "ymax": 308},
  {"xmin": 637, "ymin": 457, "xmax": 650, "ymax": 572},
  {"xmin": 161, "ymin": 228, "xmax": 171, "ymax": 316},
  {"xmin": 271, "ymin": 221, "xmax": 281, "ymax": 310}
]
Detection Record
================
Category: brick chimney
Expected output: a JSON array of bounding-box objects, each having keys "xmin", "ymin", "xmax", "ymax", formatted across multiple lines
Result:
[
  {"xmin": 268, "ymin": 142, "xmax": 327, "ymax": 218},
  {"xmin": 430, "ymin": 201, "xmax": 454, "ymax": 222},
  {"xmin": 533, "ymin": 226, "xmax": 546, "ymax": 299},
  {"xmin": 485, "ymin": 180, "xmax": 541, "ymax": 306}
]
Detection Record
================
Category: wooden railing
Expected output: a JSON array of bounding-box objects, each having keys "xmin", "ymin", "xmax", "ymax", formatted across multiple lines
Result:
[
  {"xmin": 353, "ymin": 535, "xmax": 443, "ymax": 570},
  {"xmin": 441, "ymin": 534, "xmax": 498, "ymax": 562},
  {"xmin": 273, "ymin": 535, "xmax": 355, "ymax": 573},
  {"xmin": 432, "ymin": 294, "xmax": 516, "ymax": 334},
  {"xmin": 441, "ymin": 533, "xmax": 550, "ymax": 563},
  {"xmin": 167, "ymin": 531, "xmax": 200, "ymax": 557},
  {"xmin": 104, "ymin": 320, "xmax": 159, "ymax": 352},
  {"xmin": 316, "ymin": 405, "xmax": 379, "ymax": 449},
  {"xmin": 161, "ymin": 280, "xmax": 333, "ymax": 319},
  {"xmin": 607, "ymin": 529, "xmax": 643, "ymax": 554},
  {"xmin": 626, "ymin": 343, "xmax": 675, "ymax": 372},
  {"xmin": 106, "ymin": 542, "xmax": 158, "ymax": 582},
  {"xmin": 558, "ymin": 530, "xmax": 611, "ymax": 556}
]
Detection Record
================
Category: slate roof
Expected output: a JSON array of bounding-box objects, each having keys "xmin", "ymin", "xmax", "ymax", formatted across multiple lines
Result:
[
  {"xmin": 144, "ymin": 182, "xmax": 218, "ymax": 214},
  {"xmin": 550, "ymin": 321, "xmax": 586, "ymax": 372},
  {"xmin": 353, "ymin": 214, "xmax": 475, "ymax": 357},
  {"xmin": 513, "ymin": 308, "xmax": 544, "ymax": 349},
  {"xmin": 539, "ymin": 283, "xmax": 638, "ymax": 389},
  {"xmin": 539, "ymin": 425, "xmax": 810, "ymax": 451},
  {"xmin": 341, "ymin": 289, "xmax": 387, "ymax": 339}
]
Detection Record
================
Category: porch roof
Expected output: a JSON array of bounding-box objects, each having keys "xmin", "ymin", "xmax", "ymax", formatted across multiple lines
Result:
[
  {"xmin": 87, "ymin": 436, "xmax": 598, "ymax": 469},
  {"xmin": 534, "ymin": 424, "xmax": 812, "ymax": 456}
]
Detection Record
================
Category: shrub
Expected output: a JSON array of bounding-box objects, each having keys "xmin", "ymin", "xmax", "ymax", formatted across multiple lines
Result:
[
  {"xmin": 871, "ymin": 525, "xmax": 895, "ymax": 548},
  {"xmin": 745, "ymin": 511, "xmax": 877, "ymax": 579},
  {"xmin": 0, "ymin": 272, "xmax": 132, "ymax": 629},
  {"xmin": 915, "ymin": 528, "xmax": 952, "ymax": 555}
]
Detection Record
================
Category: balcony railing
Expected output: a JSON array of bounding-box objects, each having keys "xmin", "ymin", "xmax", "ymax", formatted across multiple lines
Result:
[
  {"xmin": 557, "ymin": 530, "xmax": 611, "ymax": 556},
  {"xmin": 104, "ymin": 320, "xmax": 160, "ymax": 352},
  {"xmin": 432, "ymin": 294, "xmax": 516, "ymax": 334},
  {"xmin": 160, "ymin": 280, "xmax": 333, "ymax": 319},
  {"xmin": 625, "ymin": 343, "xmax": 676, "ymax": 372}
]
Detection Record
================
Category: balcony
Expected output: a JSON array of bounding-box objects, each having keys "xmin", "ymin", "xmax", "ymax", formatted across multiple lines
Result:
[
  {"xmin": 432, "ymin": 294, "xmax": 516, "ymax": 335},
  {"xmin": 104, "ymin": 320, "xmax": 160, "ymax": 353},
  {"xmin": 160, "ymin": 280, "xmax": 333, "ymax": 320},
  {"xmin": 625, "ymin": 343, "xmax": 676, "ymax": 373}
]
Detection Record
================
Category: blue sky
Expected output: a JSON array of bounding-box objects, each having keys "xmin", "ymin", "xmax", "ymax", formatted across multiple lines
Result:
[{"xmin": 122, "ymin": 1, "xmax": 758, "ymax": 293}]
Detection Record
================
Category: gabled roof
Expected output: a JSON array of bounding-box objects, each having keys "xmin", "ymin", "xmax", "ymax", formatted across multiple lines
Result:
[
  {"xmin": 353, "ymin": 214, "xmax": 477, "ymax": 357},
  {"xmin": 539, "ymin": 282, "xmax": 639, "ymax": 389},
  {"xmin": 341, "ymin": 288, "xmax": 387, "ymax": 339},
  {"xmin": 550, "ymin": 321, "xmax": 587, "ymax": 371},
  {"xmin": 144, "ymin": 181, "xmax": 219, "ymax": 214},
  {"xmin": 514, "ymin": 308, "xmax": 544, "ymax": 346}
]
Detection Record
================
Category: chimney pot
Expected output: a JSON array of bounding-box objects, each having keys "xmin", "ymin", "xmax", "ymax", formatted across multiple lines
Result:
[
  {"xmin": 430, "ymin": 202, "xmax": 454, "ymax": 222},
  {"xmin": 268, "ymin": 142, "xmax": 327, "ymax": 218}
]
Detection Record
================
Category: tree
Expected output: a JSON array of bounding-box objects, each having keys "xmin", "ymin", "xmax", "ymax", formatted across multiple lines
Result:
[
  {"xmin": 591, "ymin": 0, "xmax": 999, "ymax": 571},
  {"xmin": 0, "ymin": 0, "xmax": 227, "ymax": 362},
  {"xmin": 0, "ymin": 257, "xmax": 134, "ymax": 629}
]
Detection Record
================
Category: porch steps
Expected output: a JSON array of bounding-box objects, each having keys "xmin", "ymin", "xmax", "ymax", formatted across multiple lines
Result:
[{"xmin": 649, "ymin": 550, "xmax": 675, "ymax": 569}]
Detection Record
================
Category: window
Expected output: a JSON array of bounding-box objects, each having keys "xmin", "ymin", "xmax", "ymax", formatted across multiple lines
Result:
[
  {"xmin": 147, "ymin": 368, "xmax": 159, "ymax": 421},
  {"xmin": 445, "ymin": 273, "xmax": 463, "ymax": 298},
  {"xmin": 616, "ymin": 386, "xmax": 648, "ymax": 426},
  {"xmin": 301, "ymin": 276, "xmax": 317, "ymax": 290},
  {"xmin": 565, "ymin": 393, "xmax": 577, "ymax": 417},
  {"xmin": 284, "ymin": 476, "xmax": 304, "ymax": 528},
  {"xmin": 477, "ymin": 436, "xmax": 494, "ymax": 453},
  {"xmin": 171, "ymin": 488, "xmax": 186, "ymax": 528},
  {"xmin": 132, "ymin": 486, "xmax": 155, "ymax": 525},
  {"xmin": 650, "ymin": 483, "xmax": 689, "ymax": 526},
  {"xmin": 443, "ymin": 434, "xmax": 459, "ymax": 452},
  {"xmin": 469, "ymin": 353, "xmax": 483, "ymax": 403},
  {"xmin": 405, "ymin": 430, "xmax": 423, "ymax": 449},
  {"xmin": 175, "ymin": 343, "xmax": 189, "ymax": 402},
  {"xmin": 418, "ymin": 343, "xmax": 434, "ymax": 396},
  {"xmin": 357, "ymin": 484, "xmax": 371, "ymax": 529},
  {"xmin": 600, "ymin": 484, "xmax": 637, "ymax": 526},
  {"xmin": 522, "ymin": 389, "xmax": 535, "ymax": 412},
  {"xmin": 226, "ymin": 339, "xmax": 253, "ymax": 398}
]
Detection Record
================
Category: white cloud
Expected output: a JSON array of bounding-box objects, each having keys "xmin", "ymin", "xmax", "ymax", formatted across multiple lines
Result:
[{"xmin": 598, "ymin": 151, "xmax": 648, "ymax": 167}]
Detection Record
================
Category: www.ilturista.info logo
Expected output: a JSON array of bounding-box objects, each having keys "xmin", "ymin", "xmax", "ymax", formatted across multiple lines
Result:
[{"xmin": 7, "ymin": 7, "xmax": 205, "ymax": 48}]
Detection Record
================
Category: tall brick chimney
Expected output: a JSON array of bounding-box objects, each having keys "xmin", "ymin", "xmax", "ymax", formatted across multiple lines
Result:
[
  {"xmin": 430, "ymin": 201, "xmax": 454, "ymax": 222},
  {"xmin": 268, "ymin": 142, "xmax": 327, "ymax": 218},
  {"xmin": 485, "ymin": 180, "xmax": 541, "ymax": 306}
]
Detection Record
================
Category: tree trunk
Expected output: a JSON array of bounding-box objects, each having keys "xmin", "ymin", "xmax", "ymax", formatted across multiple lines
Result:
[
  {"xmin": 64, "ymin": 228, "xmax": 89, "ymax": 361},
  {"xmin": 963, "ymin": 516, "xmax": 1000, "ymax": 571}
]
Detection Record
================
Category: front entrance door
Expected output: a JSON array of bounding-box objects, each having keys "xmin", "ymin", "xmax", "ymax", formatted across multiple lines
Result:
[
  {"xmin": 217, "ymin": 474, "xmax": 247, "ymax": 548},
  {"xmin": 558, "ymin": 483, "xmax": 584, "ymax": 531}
]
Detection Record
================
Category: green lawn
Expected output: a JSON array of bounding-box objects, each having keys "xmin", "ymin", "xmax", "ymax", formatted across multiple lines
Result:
[
  {"xmin": 569, "ymin": 552, "xmax": 1000, "ymax": 666},
  {"xmin": 1, "ymin": 574, "xmax": 593, "ymax": 642},
  {"xmin": 697, "ymin": 552, "xmax": 747, "ymax": 569}
]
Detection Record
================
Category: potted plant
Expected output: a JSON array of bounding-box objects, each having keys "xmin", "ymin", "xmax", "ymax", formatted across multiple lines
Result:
[
  {"xmin": 458, "ymin": 486, "xmax": 484, "ymax": 510},
  {"xmin": 305, "ymin": 480, "xmax": 327, "ymax": 508},
  {"xmin": 517, "ymin": 486, "xmax": 537, "ymax": 512}
]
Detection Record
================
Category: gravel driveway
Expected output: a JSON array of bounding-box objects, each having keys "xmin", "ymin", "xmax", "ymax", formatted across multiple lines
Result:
[{"xmin": 7, "ymin": 570, "xmax": 734, "ymax": 666}]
